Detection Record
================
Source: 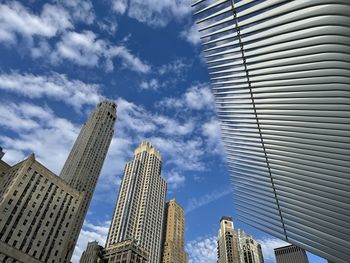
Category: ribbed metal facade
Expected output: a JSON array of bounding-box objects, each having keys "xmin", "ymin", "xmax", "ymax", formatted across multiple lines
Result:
[{"xmin": 191, "ymin": 1, "xmax": 350, "ymax": 263}]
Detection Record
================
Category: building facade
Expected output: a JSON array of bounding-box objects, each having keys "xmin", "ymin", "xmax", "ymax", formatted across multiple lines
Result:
[
  {"xmin": 79, "ymin": 241, "xmax": 104, "ymax": 263},
  {"xmin": 0, "ymin": 154, "xmax": 83, "ymax": 263},
  {"xmin": 274, "ymin": 245, "xmax": 308, "ymax": 263},
  {"xmin": 217, "ymin": 216, "xmax": 240, "ymax": 263},
  {"xmin": 237, "ymin": 230, "xmax": 264, "ymax": 263},
  {"xmin": 60, "ymin": 101, "xmax": 116, "ymax": 260},
  {"xmin": 192, "ymin": 1, "xmax": 350, "ymax": 263},
  {"xmin": 106, "ymin": 142, "xmax": 167, "ymax": 263},
  {"xmin": 161, "ymin": 199, "xmax": 188, "ymax": 263},
  {"xmin": 103, "ymin": 239, "xmax": 148, "ymax": 263}
]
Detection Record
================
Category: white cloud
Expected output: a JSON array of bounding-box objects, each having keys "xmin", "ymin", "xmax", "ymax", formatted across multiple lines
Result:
[
  {"xmin": 0, "ymin": 102, "xmax": 78, "ymax": 173},
  {"xmin": 112, "ymin": 0, "xmax": 128, "ymax": 14},
  {"xmin": 202, "ymin": 118, "xmax": 224, "ymax": 154},
  {"xmin": 0, "ymin": 72, "xmax": 103, "ymax": 110},
  {"xmin": 140, "ymin": 78, "xmax": 160, "ymax": 91},
  {"xmin": 71, "ymin": 221, "xmax": 110, "ymax": 263},
  {"xmin": 180, "ymin": 23, "xmax": 202, "ymax": 46},
  {"xmin": 186, "ymin": 236, "xmax": 217, "ymax": 263},
  {"xmin": 158, "ymin": 57, "xmax": 192, "ymax": 77},
  {"xmin": 186, "ymin": 188, "xmax": 231, "ymax": 213},
  {"xmin": 53, "ymin": 30, "xmax": 150, "ymax": 73},
  {"xmin": 257, "ymin": 237, "xmax": 290, "ymax": 263},
  {"xmin": 111, "ymin": 0, "xmax": 192, "ymax": 27},
  {"xmin": 110, "ymin": 45, "xmax": 151, "ymax": 73},
  {"xmin": 0, "ymin": 1, "xmax": 72, "ymax": 43},
  {"xmin": 164, "ymin": 170, "xmax": 185, "ymax": 190},
  {"xmin": 57, "ymin": 0, "xmax": 95, "ymax": 24},
  {"xmin": 158, "ymin": 84, "xmax": 215, "ymax": 111},
  {"xmin": 150, "ymin": 137, "xmax": 205, "ymax": 171}
]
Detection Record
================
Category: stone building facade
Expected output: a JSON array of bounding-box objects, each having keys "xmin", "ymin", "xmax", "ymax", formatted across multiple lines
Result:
[
  {"xmin": 103, "ymin": 240, "xmax": 148, "ymax": 263},
  {"xmin": 80, "ymin": 241, "xmax": 104, "ymax": 263},
  {"xmin": 106, "ymin": 142, "xmax": 167, "ymax": 263},
  {"xmin": 161, "ymin": 199, "xmax": 188, "ymax": 263},
  {"xmin": 274, "ymin": 245, "xmax": 308, "ymax": 263},
  {"xmin": 217, "ymin": 216, "xmax": 240, "ymax": 263},
  {"xmin": 0, "ymin": 154, "xmax": 82, "ymax": 263}
]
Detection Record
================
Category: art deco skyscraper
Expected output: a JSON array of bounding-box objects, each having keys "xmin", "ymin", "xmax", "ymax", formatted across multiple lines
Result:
[
  {"xmin": 106, "ymin": 142, "xmax": 167, "ymax": 263},
  {"xmin": 237, "ymin": 230, "xmax": 264, "ymax": 263},
  {"xmin": 60, "ymin": 101, "xmax": 116, "ymax": 259},
  {"xmin": 217, "ymin": 216, "xmax": 240, "ymax": 263},
  {"xmin": 161, "ymin": 199, "xmax": 188, "ymax": 263}
]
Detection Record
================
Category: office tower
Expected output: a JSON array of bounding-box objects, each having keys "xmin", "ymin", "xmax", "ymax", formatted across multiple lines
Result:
[
  {"xmin": 192, "ymin": 1, "xmax": 350, "ymax": 263},
  {"xmin": 274, "ymin": 245, "xmax": 308, "ymax": 263},
  {"xmin": 237, "ymin": 230, "xmax": 264, "ymax": 263},
  {"xmin": 0, "ymin": 154, "xmax": 83, "ymax": 263},
  {"xmin": 80, "ymin": 241, "xmax": 104, "ymax": 263},
  {"xmin": 106, "ymin": 142, "xmax": 167, "ymax": 263},
  {"xmin": 60, "ymin": 101, "xmax": 116, "ymax": 260},
  {"xmin": 161, "ymin": 199, "xmax": 188, "ymax": 263},
  {"xmin": 217, "ymin": 216, "xmax": 240, "ymax": 263},
  {"xmin": 103, "ymin": 239, "xmax": 148, "ymax": 263}
]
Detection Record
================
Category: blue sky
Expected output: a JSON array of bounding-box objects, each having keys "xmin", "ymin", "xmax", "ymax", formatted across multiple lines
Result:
[{"xmin": 0, "ymin": 1, "xmax": 327, "ymax": 263}]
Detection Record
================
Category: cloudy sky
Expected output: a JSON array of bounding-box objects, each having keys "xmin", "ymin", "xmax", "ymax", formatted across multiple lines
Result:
[{"xmin": 0, "ymin": 1, "xmax": 326, "ymax": 262}]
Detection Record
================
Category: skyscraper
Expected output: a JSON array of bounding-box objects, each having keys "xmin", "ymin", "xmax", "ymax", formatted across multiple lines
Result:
[
  {"xmin": 80, "ymin": 241, "xmax": 104, "ymax": 263},
  {"xmin": 274, "ymin": 245, "xmax": 308, "ymax": 263},
  {"xmin": 217, "ymin": 216, "xmax": 240, "ymax": 263},
  {"xmin": 106, "ymin": 142, "xmax": 167, "ymax": 263},
  {"xmin": 0, "ymin": 154, "xmax": 83, "ymax": 262},
  {"xmin": 60, "ymin": 101, "xmax": 116, "ymax": 260},
  {"xmin": 161, "ymin": 199, "xmax": 188, "ymax": 263},
  {"xmin": 192, "ymin": 1, "xmax": 350, "ymax": 262},
  {"xmin": 237, "ymin": 230, "xmax": 264, "ymax": 263}
]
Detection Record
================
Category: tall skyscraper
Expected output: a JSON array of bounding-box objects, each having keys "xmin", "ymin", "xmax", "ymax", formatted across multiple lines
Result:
[
  {"xmin": 80, "ymin": 241, "xmax": 104, "ymax": 263},
  {"xmin": 0, "ymin": 154, "xmax": 83, "ymax": 262},
  {"xmin": 217, "ymin": 216, "xmax": 240, "ymax": 263},
  {"xmin": 106, "ymin": 142, "xmax": 167, "ymax": 263},
  {"xmin": 192, "ymin": 1, "xmax": 350, "ymax": 263},
  {"xmin": 237, "ymin": 230, "xmax": 264, "ymax": 263},
  {"xmin": 161, "ymin": 199, "xmax": 188, "ymax": 263},
  {"xmin": 60, "ymin": 101, "xmax": 116, "ymax": 260},
  {"xmin": 274, "ymin": 245, "xmax": 308, "ymax": 263}
]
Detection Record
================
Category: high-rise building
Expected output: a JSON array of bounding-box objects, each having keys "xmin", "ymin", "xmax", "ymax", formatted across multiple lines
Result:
[
  {"xmin": 237, "ymin": 230, "xmax": 264, "ymax": 263},
  {"xmin": 161, "ymin": 199, "xmax": 188, "ymax": 263},
  {"xmin": 191, "ymin": 1, "xmax": 350, "ymax": 263},
  {"xmin": 0, "ymin": 154, "xmax": 83, "ymax": 263},
  {"xmin": 103, "ymin": 239, "xmax": 148, "ymax": 263},
  {"xmin": 106, "ymin": 142, "xmax": 167, "ymax": 263},
  {"xmin": 80, "ymin": 241, "xmax": 104, "ymax": 263},
  {"xmin": 274, "ymin": 245, "xmax": 308, "ymax": 263},
  {"xmin": 60, "ymin": 101, "xmax": 116, "ymax": 260},
  {"xmin": 217, "ymin": 216, "xmax": 240, "ymax": 263}
]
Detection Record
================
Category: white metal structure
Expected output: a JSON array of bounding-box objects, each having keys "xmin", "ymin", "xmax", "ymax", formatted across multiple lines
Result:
[{"xmin": 192, "ymin": 1, "xmax": 350, "ymax": 263}]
